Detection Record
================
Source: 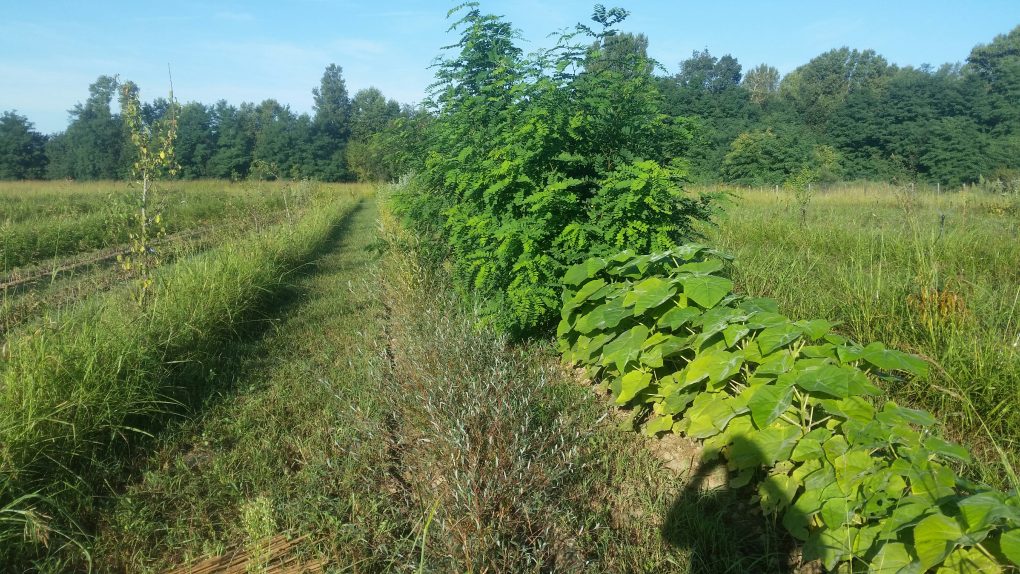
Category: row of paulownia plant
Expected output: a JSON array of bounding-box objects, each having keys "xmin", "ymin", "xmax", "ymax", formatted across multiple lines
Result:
[{"xmin": 391, "ymin": 4, "xmax": 1020, "ymax": 572}]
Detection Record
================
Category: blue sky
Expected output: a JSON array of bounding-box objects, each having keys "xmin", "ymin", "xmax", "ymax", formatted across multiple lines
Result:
[{"xmin": 2, "ymin": 1, "xmax": 1018, "ymax": 134}]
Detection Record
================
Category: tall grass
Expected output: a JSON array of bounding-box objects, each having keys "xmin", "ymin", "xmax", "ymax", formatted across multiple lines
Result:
[
  {"xmin": 699, "ymin": 183, "xmax": 1020, "ymax": 485},
  {"xmin": 0, "ymin": 179, "xmax": 342, "ymax": 271},
  {"xmin": 0, "ymin": 191, "xmax": 361, "ymax": 566}
]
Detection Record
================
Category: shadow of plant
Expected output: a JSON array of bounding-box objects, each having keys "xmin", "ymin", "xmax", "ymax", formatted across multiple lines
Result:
[{"xmin": 661, "ymin": 436, "xmax": 811, "ymax": 573}]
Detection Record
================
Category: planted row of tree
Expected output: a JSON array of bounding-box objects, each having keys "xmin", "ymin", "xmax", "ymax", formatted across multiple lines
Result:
[
  {"xmin": 557, "ymin": 245, "xmax": 1020, "ymax": 572},
  {"xmin": 392, "ymin": 4, "xmax": 1020, "ymax": 572}
]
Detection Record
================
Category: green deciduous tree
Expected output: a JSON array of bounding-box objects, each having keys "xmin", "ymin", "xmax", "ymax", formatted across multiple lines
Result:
[
  {"xmin": 48, "ymin": 75, "xmax": 126, "ymax": 180},
  {"xmin": 398, "ymin": 3, "xmax": 714, "ymax": 334},
  {"xmin": 742, "ymin": 63, "xmax": 780, "ymax": 106},
  {"xmin": 0, "ymin": 111, "xmax": 47, "ymax": 179}
]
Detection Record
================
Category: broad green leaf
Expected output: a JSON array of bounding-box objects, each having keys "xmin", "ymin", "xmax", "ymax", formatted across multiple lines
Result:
[
  {"xmin": 924, "ymin": 437, "xmax": 972, "ymax": 463},
  {"xmin": 645, "ymin": 414, "xmax": 674, "ymax": 436},
  {"xmin": 563, "ymin": 258, "xmax": 607, "ymax": 285},
  {"xmin": 576, "ymin": 297, "xmax": 630, "ymax": 334},
  {"xmin": 748, "ymin": 384, "xmax": 795, "ymax": 428},
  {"xmin": 836, "ymin": 344, "xmax": 866, "ymax": 364},
  {"xmin": 842, "ymin": 420, "xmax": 888, "ymax": 449},
  {"xmin": 837, "ymin": 395, "xmax": 876, "ymax": 422},
  {"xmin": 613, "ymin": 254, "xmax": 652, "ymax": 278},
  {"xmin": 759, "ymin": 473, "xmax": 799, "ymax": 516},
  {"xmin": 670, "ymin": 244, "xmax": 708, "ymax": 260},
  {"xmin": 956, "ymin": 492, "xmax": 1008, "ymax": 533},
  {"xmin": 615, "ymin": 370, "xmax": 652, "ymax": 405},
  {"xmin": 603, "ymin": 325, "xmax": 649, "ymax": 372},
  {"xmin": 938, "ymin": 547, "xmax": 1002, "ymax": 574},
  {"xmin": 676, "ymin": 258, "xmax": 724, "ymax": 275},
  {"xmin": 729, "ymin": 424, "xmax": 800, "ymax": 468},
  {"xmin": 804, "ymin": 525, "xmax": 853, "ymax": 570},
  {"xmin": 569, "ymin": 332, "xmax": 615, "ymax": 363},
  {"xmin": 783, "ymin": 505, "xmax": 812, "ymax": 541},
  {"xmin": 723, "ymin": 324, "xmax": 750, "ymax": 348},
  {"xmin": 686, "ymin": 394, "xmax": 745, "ymax": 439},
  {"xmin": 795, "ymin": 364, "xmax": 881, "ymax": 398},
  {"xmin": 745, "ymin": 311, "xmax": 790, "ymax": 329},
  {"xmin": 624, "ymin": 276, "xmax": 677, "ymax": 314},
  {"xmin": 569, "ymin": 278, "xmax": 607, "ymax": 305},
  {"xmin": 641, "ymin": 331, "xmax": 671, "ymax": 349},
  {"xmin": 754, "ymin": 349, "xmax": 796, "ymax": 375},
  {"xmin": 556, "ymin": 317, "xmax": 572, "ymax": 339},
  {"xmin": 1001, "ymin": 528, "xmax": 1020, "ymax": 566},
  {"xmin": 870, "ymin": 542, "xmax": 916, "ymax": 573},
  {"xmin": 799, "ymin": 344, "xmax": 837, "ymax": 359},
  {"xmin": 820, "ymin": 496, "xmax": 855, "ymax": 529},
  {"xmin": 661, "ymin": 391, "xmax": 696, "ymax": 415},
  {"xmin": 877, "ymin": 402, "xmax": 937, "ymax": 427},
  {"xmin": 757, "ymin": 323, "xmax": 803, "ymax": 354},
  {"xmin": 861, "ymin": 342, "xmax": 929, "ymax": 377},
  {"xmin": 879, "ymin": 498, "xmax": 929, "ymax": 539},
  {"xmin": 792, "ymin": 438, "xmax": 824, "ymax": 462},
  {"xmin": 913, "ymin": 512, "xmax": 963, "ymax": 570},
  {"xmin": 639, "ymin": 347, "xmax": 663, "ymax": 368},
  {"xmin": 658, "ymin": 306, "xmax": 700, "ymax": 330},
  {"xmin": 679, "ymin": 274, "xmax": 733, "ymax": 309},
  {"xmin": 683, "ymin": 348, "xmax": 742, "ymax": 390},
  {"xmin": 833, "ymin": 449, "xmax": 874, "ymax": 492},
  {"xmin": 795, "ymin": 319, "xmax": 832, "ymax": 340},
  {"xmin": 738, "ymin": 297, "xmax": 780, "ymax": 314}
]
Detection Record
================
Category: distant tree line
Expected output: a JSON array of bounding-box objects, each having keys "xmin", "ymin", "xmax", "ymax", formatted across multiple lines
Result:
[
  {"xmin": 0, "ymin": 64, "xmax": 422, "ymax": 182},
  {"xmin": 1, "ymin": 24, "xmax": 1018, "ymax": 187},
  {"xmin": 660, "ymin": 25, "xmax": 1020, "ymax": 188}
]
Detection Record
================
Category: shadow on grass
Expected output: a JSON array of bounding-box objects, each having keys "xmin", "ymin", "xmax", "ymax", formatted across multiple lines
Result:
[
  {"xmin": 112, "ymin": 200, "xmax": 367, "ymax": 483},
  {"xmin": 661, "ymin": 437, "xmax": 806, "ymax": 574}
]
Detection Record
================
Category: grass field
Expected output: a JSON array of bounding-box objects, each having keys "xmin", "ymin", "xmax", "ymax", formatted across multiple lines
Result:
[
  {"xmin": 699, "ymin": 182, "xmax": 1020, "ymax": 486},
  {"xmin": 0, "ymin": 181, "xmax": 369, "ymax": 567},
  {"xmin": 0, "ymin": 179, "xmax": 329, "ymax": 272},
  {"xmin": 2, "ymin": 179, "xmax": 1018, "ymax": 571}
]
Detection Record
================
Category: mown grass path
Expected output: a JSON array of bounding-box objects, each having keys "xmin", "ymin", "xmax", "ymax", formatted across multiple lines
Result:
[{"xmin": 94, "ymin": 196, "xmax": 394, "ymax": 571}]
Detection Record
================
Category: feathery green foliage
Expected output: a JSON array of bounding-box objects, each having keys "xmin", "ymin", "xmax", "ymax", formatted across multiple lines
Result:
[{"xmin": 395, "ymin": 4, "xmax": 715, "ymax": 334}]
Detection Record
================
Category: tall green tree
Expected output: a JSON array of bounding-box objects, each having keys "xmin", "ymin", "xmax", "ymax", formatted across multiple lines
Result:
[
  {"xmin": 207, "ymin": 101, "xmax": 256, "ymax": 179},
  {"xmin": 309, "ymin": 63, "xmax": 352, "ymax": 180},
  {"xmin": 49, "ymin": 75, "xmax": 126, "ymax": 179},
  {"xmin": 779, "ymin": 48, "xmax": 892, "ymax": 131},
  {"xmin": 349, "ymin": 87, "xmax": 401, "ymax": 141},
  {"xmin": 0, "ymin": 111, "xmax": 47, "ymax": 179},
  {"xmin": 174, "ymin": 102, "xmax": 216, "ymax": 179},
  {"xmin": 742, "ymin": 63, "xmax": 780, "ymax": 105}
]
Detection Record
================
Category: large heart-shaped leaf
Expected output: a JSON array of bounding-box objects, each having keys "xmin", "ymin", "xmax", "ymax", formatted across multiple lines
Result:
[
  {"xmin": 795, "ymin": 364, "xmax": 881, "ymax": 398},
  {"xmin": 869, "ymin": 542, "xmax": 916, "ymax": 573},
  {"xmin": 748, "ymin": 384, "xmax": 795, "ymax": 428},
  {"xmin": 1001, "ymin": 528, "xmax": 1020, "ymax": 566},
  {"xmin": 757, "ymin": 323, "xmax": 803, "ymax": 355},
  {"xmin": 913, "ymin": 512, "xmax": 963, "ymax": 570},
  {"xmin": 576, "ymin": 297, "xmax": 629, "ymax": 334},
  {"xmin": 684, "ymin": 348, "xmax": 742, "ymax": 389},
  {"xmin": 563, "ymin": 257, "xmax": 607, "ymax": 285},
  {"xmin": 623, "ymin": 276, "xmax": 677, "ymax": 314},
  {"xmin": 658, "ymin": 306, "xmax": 701, "ymax": 330},
  {"xmin": 679, "ymin": 274, "xmax": 733, "ymax": 309},
  {"xmin": 615, "ymin": 369, "xmax": 652, "ymax": 405},
  {"xmin": 860, "ymin": 342, "xmax": 929, "ymax": 377},
  {"xmin": 602, "ymin": 324, "xmax": 650, "ymax": 372}
]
